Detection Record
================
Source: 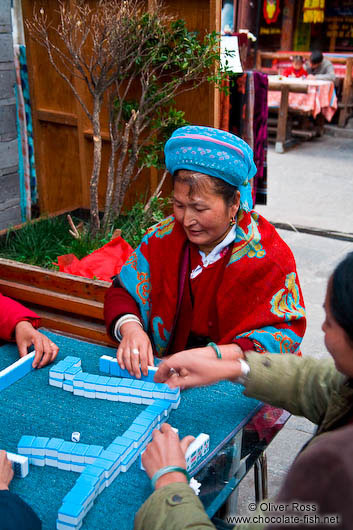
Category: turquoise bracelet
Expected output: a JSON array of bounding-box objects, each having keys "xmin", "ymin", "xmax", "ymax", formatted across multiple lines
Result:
[
  {"xmin": 151, "ymin": 465, "xmax": 190, "ymax": 489},
  {"xmin": 207, "ymin": 341, "xmax": 222, "ymax": 359}
]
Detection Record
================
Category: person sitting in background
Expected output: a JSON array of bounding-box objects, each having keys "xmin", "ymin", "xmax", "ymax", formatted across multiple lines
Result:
[
  {"xmin": 283, "ymin": 55, "xmax": 307, "ymax": 78},
  {"xmin": 0, "ymin": 292, "xmax": 58, "ymax": 368},
  {"xmin": 306, "ymin": 50, "xmax": 335, "ymax": 82},
  {"xmin": 135, "ymin": 251, "xmax": 353, "ymax": 530},
  {"xmin": 0, "ymin": 450, "xmax": 41, "ymax": 529}
]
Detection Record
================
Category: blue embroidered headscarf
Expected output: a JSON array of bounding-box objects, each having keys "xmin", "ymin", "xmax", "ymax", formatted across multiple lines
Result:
[{"xmin": 164, "ymin": 125, "xmax": 257, "ymax": 211}]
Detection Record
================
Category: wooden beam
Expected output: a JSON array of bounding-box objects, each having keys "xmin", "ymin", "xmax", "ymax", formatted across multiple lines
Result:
[
  {"xmin": 34, "ymin": 309, "xmax": 116, "ymax": 347},
  {"xmin": 338, "ymin": 57, "xmax": 353, "ymax": 127},
  {"xmin": 84, "ymin": 129, "xmax": 110, "ymax": 142},
  {"xmin": 209, "ymin": 0, "xmax": 221, "ymax": 127},
  {"xmin": 268, "ymin": 81, "xmax": 308, "ymax": 94},
  {"xmin": 37, "ymin": 109, "xmax": 78, "ymax": 126},
  {"xmin": 0, "ymin": 279, "xmax": 104, "ymax": 320},
  {"xmin": 276, "ymin": 85, "xmax": 290, "ymax": 153},
  {"xmin": 258, "ymin": 50, "xmax": 353, "ymax": 66},
  {"xmin": 0, "ymin": 257, "xmax": 114, "ymax": 346},
  {"xmin": 0, "ymin": 258, "xmax": 110, "ymax": 302},
  {"xmin": 280, "ymin": 0, "xmax": 295, "ymax": 50}
]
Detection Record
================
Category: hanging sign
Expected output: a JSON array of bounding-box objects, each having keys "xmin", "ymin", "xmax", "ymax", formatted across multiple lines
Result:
[
  {"xmin": 303, "ymin": 0, "xmax": 325, "ymax": 23},
  {"xmin": 263, "ymin": 0, "xmax": 281, "ymax": 24},
  {"xmin": 220, "ymin": 36, "xmax": 243, "ymax": 74}
]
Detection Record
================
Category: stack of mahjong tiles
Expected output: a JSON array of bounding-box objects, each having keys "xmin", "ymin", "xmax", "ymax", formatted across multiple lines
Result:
[
  {"xmin": 48, "ymin": 355, "xmax": 180, "ymax": 408},
  {"xmin": 140, "ymin": 432, "xmax": 210, "ymax": 473},
  {"xmin": 17, "ymin": 399, "xmax": 177, "ymax": 530}
]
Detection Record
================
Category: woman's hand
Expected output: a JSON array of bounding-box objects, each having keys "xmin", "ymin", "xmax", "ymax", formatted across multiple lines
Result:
[
  {"xmin": 155, "ymin": 348, "xmax": 243, "ymax": 389},
  {"xmin": 0, "ymin": 451, "xmax": 14, "ymax": 490},
  {"xmin": 117, "ymin": 322, "xmax": 154, "ymax": 378},
  {"xmin": 142, "ymin": 423, "xmax": 194, "ymax": 489},
  {"xmin": 15, "ymin": 321, "xmax": 59, "ymax": 369}
]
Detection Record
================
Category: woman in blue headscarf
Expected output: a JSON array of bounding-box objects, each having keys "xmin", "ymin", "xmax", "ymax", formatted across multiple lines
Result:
[{"xmin": 104, "ymin": 126, "xmax": 306, "ymax": 378}]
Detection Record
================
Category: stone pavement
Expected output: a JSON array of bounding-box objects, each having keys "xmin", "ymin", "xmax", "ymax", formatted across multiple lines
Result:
[
  {"xmin": 256, "ymin": 135, "xmax": 353, "ymax": 234},
  {"xmin": 236, "ymin": 134, "xmax": 353, "ymax": 516}
]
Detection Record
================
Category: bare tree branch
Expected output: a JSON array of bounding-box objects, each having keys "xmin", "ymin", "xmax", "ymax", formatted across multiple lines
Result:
[{"xmin": 26, "ymin": 0, "xmax": 224, "ymax": 236}]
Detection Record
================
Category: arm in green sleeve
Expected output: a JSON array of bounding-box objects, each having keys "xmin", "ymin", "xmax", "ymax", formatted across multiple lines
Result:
[
  {"xmin": 243, "ymin": 353, "xmax": 344, "ymax": 424},
  {"xmin": 134, "ymin": 483, "xmax": 217, "ymax": 530}
]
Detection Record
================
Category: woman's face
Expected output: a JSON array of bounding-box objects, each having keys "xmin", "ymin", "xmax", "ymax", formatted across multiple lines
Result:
[
  {"xmin": 322, "ymin": 278, "xmax": 353, "ymax": 377},
  {"xmin": 173, "ymin": 179, "xmax": 239, "ymax": 250}
]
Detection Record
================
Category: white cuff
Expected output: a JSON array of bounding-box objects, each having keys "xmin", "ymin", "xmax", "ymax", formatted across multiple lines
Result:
[
  {"xmin": 114, "ymin": 314, "xmax": 143, "ymax": 341},
  {"xmin": 236, "ymin": 359, "xmax": 250, "ymax": 386}
]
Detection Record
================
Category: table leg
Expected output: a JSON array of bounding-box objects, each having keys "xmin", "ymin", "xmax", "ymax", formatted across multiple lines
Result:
[
  {"xmin": 254, "ymin": 452, "xmax": 268, "ymax": 503},
  {"xmin": 338, "ymin": 58, "xmax": 353, "ymax": 128},
  {"xmin": 275, "ymin": 86, "xmax": 289, "ymax": 153}
]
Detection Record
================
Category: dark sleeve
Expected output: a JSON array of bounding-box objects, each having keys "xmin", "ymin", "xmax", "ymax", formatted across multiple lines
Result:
[
  {"xmin": 104, "ymin": 282, "xmax": 142, "ymax": 339},
  {"xmin": 266, "ymin": 432, "xmax": 353, "ymax": 529},
  {"xmin": 0, "ymin": 490, "xmax": 41, "ymax": 530}
]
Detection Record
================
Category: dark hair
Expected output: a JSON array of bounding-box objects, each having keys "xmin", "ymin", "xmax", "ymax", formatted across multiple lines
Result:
[
  {"xmin": 173, "ymin": 170, "xmax": 238, "ymax": 207},
  {"xmin": 310, "ymin": 51, "xmax": 323, "ymax": 65},
  {"xmin": 331, "ymin": 252, "xmax": 353, "ymax": 342},
  {"xmin": 292, "ymin": 55, "xmax": 304, "ymax": 64}
]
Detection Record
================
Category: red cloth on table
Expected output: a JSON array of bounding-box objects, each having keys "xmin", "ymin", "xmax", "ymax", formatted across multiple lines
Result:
[
  {"xmin": 0, "ymin": 293, "xmax": 40, "ymax": 342},
  {"xmin": 268, "ymin": 79, "xmax": 337, "ymax": 121},
  {"xmin": 57, "ymin": 236, "xmax": 133, "ymax": 282},
  {"xmin": 282, "ymin": 66, "xmax": 307, "ymax": 78}
]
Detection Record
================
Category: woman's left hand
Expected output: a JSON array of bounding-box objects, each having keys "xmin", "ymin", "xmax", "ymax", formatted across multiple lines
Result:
[
  {"xmin": 15, "ymin": 321, "xmax": 59, "ymax": 368},
  {"xmin": 142, "ymin": 423, "xmax": 195, "ymax": 489}
]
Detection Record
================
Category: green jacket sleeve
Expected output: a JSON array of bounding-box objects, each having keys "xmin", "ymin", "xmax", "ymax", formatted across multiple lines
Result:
[
  {"xmin": 134, "ymin": 354, "xmax": 344, "ymax": 530},
  {"xmin": 244, "ymin": 353, "xmax": 344, "ymax": 424},
  {"xmin": 134, "ymin": 482, "xmax": 271, "ymax": 530},
  {"xmin": 134, "ymin": 483, "xmax": 216, "ymax": 530}
]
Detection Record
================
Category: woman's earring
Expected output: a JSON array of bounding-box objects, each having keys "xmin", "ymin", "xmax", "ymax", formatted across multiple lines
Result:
[{"xmin": 230, "ymin": 216, "xmax": 236, "ymax": 226}]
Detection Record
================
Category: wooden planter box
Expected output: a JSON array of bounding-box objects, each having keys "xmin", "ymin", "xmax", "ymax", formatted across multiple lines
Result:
[{"xmin": 0, "ymin": 257, "xmax": 115, "ymax": 346}]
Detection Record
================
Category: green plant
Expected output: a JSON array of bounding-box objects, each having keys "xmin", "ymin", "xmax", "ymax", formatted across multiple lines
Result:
[
  {"xmin": 0, "ymin": 216, "xmax": 105, "ymax": 268},
  {"xmin": 135, "ymin": 106, "xmax": 189, "ymax": 171},
  {"xmin": 0, "ymin": 198, "xmax": 169, "ymax": 269},
  {"xmin": 0, "ymin": 216, "xmax": 77, "ymax": 268},
  {"xmin": 115, "ymin": 196, "xmax": 169, "ymax": 249}
]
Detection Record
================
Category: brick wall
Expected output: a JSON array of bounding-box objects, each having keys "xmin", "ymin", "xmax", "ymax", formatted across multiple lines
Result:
[{"xmin": 0, "ymin": 0, "xmax": 21, "ymax": 230}]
